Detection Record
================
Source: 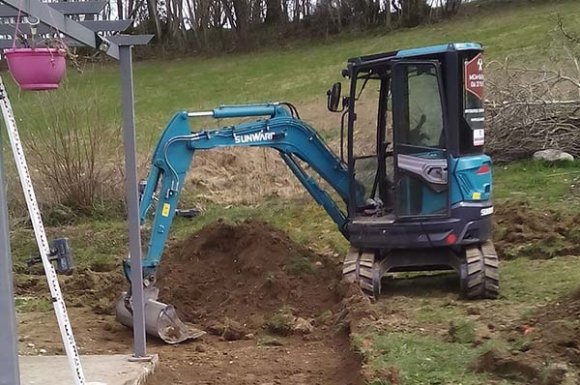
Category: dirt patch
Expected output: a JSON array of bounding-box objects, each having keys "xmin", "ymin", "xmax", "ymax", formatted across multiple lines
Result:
[
  {"xmin": 472, "ymin": 346, "xmax": 574, "ymax": 385},
  {"xmin": 523, "ymin": 289, "xmax": 580, "ymax": 362},
  {"xmin": 149, "ymin": 219, "xmax": 365, "ymax": 385},
  {"xmin": 493, "ymin": 200, "xmax": 580, "ymax": 259},
  {"xmin": 16, "ymin": 219, "xmax": 367, "ymax": 385},
  {"xmin": 14, "ymin": 267, "xmax": 126, "ymax": 315},
  {"xmin": 156, "ymin": 219, "xmax": 343, "ymax": 331},
  {"xmin": 471, "ymin": 348, "xmax": 541, "ymax": 383},
  {"xmin": 473, "ymin": 289, "xmax": 580, "ymax": 384},
  {"xmin": 147, "ymin": 336, "xmax": 363, "ymax": 385}
]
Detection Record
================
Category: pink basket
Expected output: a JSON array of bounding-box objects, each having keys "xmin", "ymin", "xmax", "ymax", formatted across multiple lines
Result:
[{"xmin": 4, "ymin": 48, "xmax": 66, "ymax": 91}]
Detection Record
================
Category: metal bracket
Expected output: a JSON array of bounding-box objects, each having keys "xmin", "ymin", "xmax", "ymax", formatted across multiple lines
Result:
[
  {"xmin": 138, "ymin": 179, "xmax": 201, "ymax": 219},
  {"xmin": 28, "ymin": 238, "xmax": 74, "ymax": 274}
]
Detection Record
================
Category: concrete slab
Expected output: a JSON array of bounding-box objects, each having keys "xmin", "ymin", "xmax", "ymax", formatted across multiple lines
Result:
[{"xmin": 20, "ymin": 354, "xmax": 159, "ymax": 385}]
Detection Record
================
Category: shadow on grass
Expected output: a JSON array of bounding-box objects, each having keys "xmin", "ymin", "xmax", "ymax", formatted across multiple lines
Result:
[{"xmin": 379, "ymin": 271, "xmax": 459, "ymax": 299}]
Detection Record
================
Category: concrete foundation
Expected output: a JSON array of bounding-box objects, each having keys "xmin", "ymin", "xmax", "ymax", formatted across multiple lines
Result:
[{"xmin": 20, "ymin": 354, "xmax": 159, "ymax": 385}]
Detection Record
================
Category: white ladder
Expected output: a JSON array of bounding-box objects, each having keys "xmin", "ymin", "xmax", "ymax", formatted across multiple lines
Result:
[{"xmin": 0, "ymin": 77, "xmax": 86, "ymax": 385}]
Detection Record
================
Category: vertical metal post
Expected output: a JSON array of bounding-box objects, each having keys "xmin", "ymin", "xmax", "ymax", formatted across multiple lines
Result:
[
  {"xmin": 119, "ymin": 44, "xmax": 147, "ymax": 357},
  {"xmin": 0, "ymin": 127, "xmax": 21, "ymax": 385}
]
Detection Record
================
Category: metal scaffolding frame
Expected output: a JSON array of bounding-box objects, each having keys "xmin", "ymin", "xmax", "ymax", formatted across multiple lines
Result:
[{"xmin": 0, "ymin": 1, "xmax": 152, "ymax": 384}]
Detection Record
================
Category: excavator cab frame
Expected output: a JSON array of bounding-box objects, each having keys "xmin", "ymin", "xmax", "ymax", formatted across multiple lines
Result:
[
  {"xmin": 344, "ymin": 59, "xmax": 453, "ymax": 222},
  {"xmin": 333, "ymin": 45, "xmax": 493, "ymax": 244},
  {"xmin": 335, "ymin": 44, "xmax": 498, "ymax": 298}
]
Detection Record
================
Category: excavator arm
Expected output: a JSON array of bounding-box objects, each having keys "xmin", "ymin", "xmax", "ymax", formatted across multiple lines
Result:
[
  {"xmin": 127, "ymin": 103, "xmax": 360, "ymax": 284},
  {"xmin": 116, "ymin": 103, "xmax": 362, "ymax": 343}
]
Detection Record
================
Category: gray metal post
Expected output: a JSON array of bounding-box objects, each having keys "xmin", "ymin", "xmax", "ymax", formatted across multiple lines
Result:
[
  {"xmin": 119, "ymin": 44, "xmax": 147, "ymax": 358},
  {"xmin": 0, "ymin": 121, "xmax": 21, "ymax": 385}
]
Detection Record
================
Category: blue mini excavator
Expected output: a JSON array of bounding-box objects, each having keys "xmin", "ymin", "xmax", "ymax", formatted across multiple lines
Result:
[{"xmin": 116, "ymin": 43, "xmax": 498, "ymax": 343}]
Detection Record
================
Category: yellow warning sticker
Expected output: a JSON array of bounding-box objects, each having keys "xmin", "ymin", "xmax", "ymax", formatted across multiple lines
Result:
[
  {"xmin": 472, "ymin": 192, "xmax": 481, "ymax": 200},
  {"xmin": 162, "ymin": 203, "xmax": 171, "ymax": 217}
]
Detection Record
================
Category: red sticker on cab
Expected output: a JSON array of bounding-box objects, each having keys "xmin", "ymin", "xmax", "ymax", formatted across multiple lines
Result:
[{"xmin": 465, "ymin": 53, "xmax": 484, "ymax": 100}]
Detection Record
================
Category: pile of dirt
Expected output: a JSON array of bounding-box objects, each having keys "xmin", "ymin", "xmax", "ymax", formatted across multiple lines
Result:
[
  {"xmin": 471, "ymin": 348, "xmax": 568, "ymax": 384},
  {"xmin": 522, "ymin": 289, "xmax": 580, "ymax": 362},
  {"xmin": 13, "ymin": 219, "xmax": 367, "ymax": 385},
  {"xmin": 156, "ymin": 219, "xmax": 344, "ymax": 333},
  {"xmin": 472, "ymin": 289, "xmax": 580, "ymax": 384},
  {"xmin": 493, "ymin": 201, "xmax": 580, "ymax": 259}
]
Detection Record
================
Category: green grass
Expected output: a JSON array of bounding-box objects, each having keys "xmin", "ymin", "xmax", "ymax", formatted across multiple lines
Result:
[
  {"xmin": 10, "ymin": 221, "xmax": 128, "ymax": 271},
  {"xmin": 388, "ymin": 256, "xmax": 580, "ymax": 324},
  {"xmin": 493, "ymin": 160, "xmax": 580, "ymax": 210},
  {"xmin": 358, "ymin": 332, "xmax": 503, "ymax": 385},
  {"xmin": 501, "ymin": 256, "xmax": 580, "ymax": 304},
  {"xmin": 413, "ymin": 301, "xmax": 465, "ymax": 324},
  {"xmin": 8, "ymin": 0, "xmax": 580, "ymax": 144},
  {"xmin": 362, "ymin": 232, "xmax": 580, "ymax": 385},
  {"xmin": 14, "ymin": 297, "xmax": 52, "ymax": 313}
]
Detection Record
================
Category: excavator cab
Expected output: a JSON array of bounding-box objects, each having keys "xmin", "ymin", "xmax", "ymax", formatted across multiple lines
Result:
[{"xmin": 334, "ymin": 43, "xmax": 498, "ymax": 299}]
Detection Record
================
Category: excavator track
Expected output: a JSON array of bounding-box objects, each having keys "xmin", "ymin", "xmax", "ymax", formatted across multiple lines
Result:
[
  {"xmin": 342, "ymin": 247, "xmax": 380, "ymax": 300},
  {"xmin": 460, "ymin": 240, "xmax": 499, "ymax": 300}
]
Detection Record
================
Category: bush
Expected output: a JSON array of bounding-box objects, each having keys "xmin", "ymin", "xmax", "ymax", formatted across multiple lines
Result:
[{"xmin": 12, "ymin": 83, "xmax": 126, "ymax": 223}]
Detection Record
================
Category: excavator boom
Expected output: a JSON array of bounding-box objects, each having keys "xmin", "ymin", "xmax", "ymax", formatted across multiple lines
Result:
[{"xmin": 117, "ymin": 103, "xmax": 361, "ymax": 342}]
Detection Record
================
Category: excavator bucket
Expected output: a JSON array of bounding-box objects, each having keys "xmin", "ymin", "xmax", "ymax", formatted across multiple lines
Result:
[{"xmin": 115, "ymin": 288, "xmax": 205, "ymax": 344}]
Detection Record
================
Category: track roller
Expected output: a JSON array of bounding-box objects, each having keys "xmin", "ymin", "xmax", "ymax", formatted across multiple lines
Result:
[
  {"xmin": 460, "ymin": 240, "xmax": 500, "ymax": 300},
  {"xmin": 342, "ymin": 247, "xmax": 381, "ymax": 300}
]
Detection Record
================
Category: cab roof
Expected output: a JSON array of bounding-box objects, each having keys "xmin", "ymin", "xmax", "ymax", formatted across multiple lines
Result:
[{"xmin": 347, "ymin": 42, "xmax": 483, "ymax": 65}]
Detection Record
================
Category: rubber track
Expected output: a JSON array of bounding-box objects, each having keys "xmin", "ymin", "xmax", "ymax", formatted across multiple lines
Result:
[
  {"xmin": 342, "ymin": 247, "xmax": 377, "ymax": 299},
  {"xmin": 462, "ymin": 240, "xmax": 499, "ymax": 299}
]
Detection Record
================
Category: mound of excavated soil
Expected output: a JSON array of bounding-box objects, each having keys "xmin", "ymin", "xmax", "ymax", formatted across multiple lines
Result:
[
  {"xmin": 525, "ymin": 289, "xmax": 580, "ymax": 361},
  {"xmin": 473, "ymin": 289, "xmax": 580, "ymax": 384},
  {"xmin": 157, "ymin": 219, "xmax": 343, "ymax": 331},
  {"xmin": 493, "ymin": 201, "xmax": 580, "ymax": 259}
]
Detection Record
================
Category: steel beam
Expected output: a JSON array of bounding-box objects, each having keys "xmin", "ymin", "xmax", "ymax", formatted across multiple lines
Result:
[
  {"xmin": 0, "ymin": 20, "xmax": 133, "ymax": 35},
  {"xmin": 0, "ymin": 32, "xmax": 152, "ymax": 49},
  {"xmin": 110, "ymin": 34, "xmax": 153, "ymax": 46},
  {"xmin": 119, "ymin": 44, "xmax": 147, "ymax": 358},
  {"xmin": 0, "ymin": 35, "xmax": 154, "ymax": 50},
  {"xmin": 0, "ymin": 0, "xmax": 119, "ymax": 58},
  {"xmin": 0, "ymin": 38, "xmax": 82, "ymax": 48},
  {"xmin": 0, "ymin": 84, "xmax": 21, "ymax": 385},
  {"xmin": 0, "ymin": 1, "xmax": 106, "ymax": 17}
]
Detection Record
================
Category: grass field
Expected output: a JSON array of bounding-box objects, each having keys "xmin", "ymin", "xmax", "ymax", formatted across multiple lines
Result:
[
  {"xmin": 8, "ymin": 0, "xmax": 580, "ymax": 142},
  {"xmin": 5, "ymin": 1, "xmax": 580, "ymax": 384},
  {"xmin": 5, "ymin": 0, "xmax": 579, "ymax": 218},
  {"xmin": 494, "ymin": 160, "xmax": 580, "ymax": 211}
]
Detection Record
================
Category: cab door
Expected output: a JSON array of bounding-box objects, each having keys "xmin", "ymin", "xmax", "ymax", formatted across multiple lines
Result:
[{"xmin": 391, "ymin": 61, "xmax": 449, "ymax": 219}]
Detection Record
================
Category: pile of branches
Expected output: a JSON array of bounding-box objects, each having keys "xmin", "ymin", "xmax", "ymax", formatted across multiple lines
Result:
[
  {"xmin": 485, "ymin": 59, "xmax": 580, "ymax": 163},
  {"xmin": 485, "ymin": 21, "xmax": 580, "ymax": 163}
]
